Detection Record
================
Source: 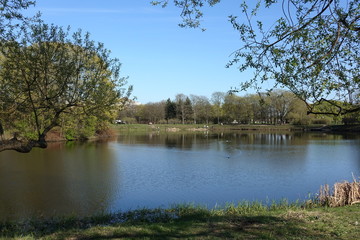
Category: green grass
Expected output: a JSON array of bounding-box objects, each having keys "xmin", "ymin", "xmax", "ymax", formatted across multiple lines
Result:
[{"xmin": 1, "ymin": 203, "xmax": 360, "ymax": 239}]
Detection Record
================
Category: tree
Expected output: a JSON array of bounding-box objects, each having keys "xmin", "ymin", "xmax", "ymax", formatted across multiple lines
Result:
[
  {"xmin": 286, "ymin": 97, "xmax": 313, "ymax": 125},
  {"xmin": 190, "ymin": 94, "xmax": 212, "ymax": 124},
  {"xmin": 138, "ymin": 101, "xmax": 165, "ymax": 123},
  {"xmin": 0, "ymin": 0, "xmax": 37, "ymax": 39},
  {"xmin": 211, "ymin": 91, "xmax": 225, "ymax": 124},
  {"xmin": 268, "ymin": 90, "xmax": 297, "ymax": 124},
  {"xmin": 164, "ymin": 98, "xmax": 177, "ymax": 123},
  {"xmin": 0, "ymin": 23, "xmax": 132, "ymax": 152},
  {"xmin": 175, "ymin": 94, "xmax": 193, "ymax": 124},
  {"xmin": 223, "ymin": 94, "xmax": 242, "ymax": 123},
  {"xmin": 184, "ymin": 97, "xmax": 193, "ymax": 123},
  {"xmin": 151, "ymin": 0, "xmax": 220, "ymax": 31},
  {"xmin": 117, "ymin": 100, "xmax": 140, "ymax": 124},
  {"xmin": 153, "ymin": 0, "xmax": 360, "ymax": 115}
]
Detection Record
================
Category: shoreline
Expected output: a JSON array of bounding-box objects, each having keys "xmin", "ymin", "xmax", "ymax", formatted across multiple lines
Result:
[
  {"xmin": 113, "ymin": 123, "xmax": 360, "ymax": 134},
  {"xmin": 3, "ymin": 124, "xmax": 357, "ymax": 144},
  {"xmin": 1, "ymin": 201, "xmax": 359, "ymax": 239}
]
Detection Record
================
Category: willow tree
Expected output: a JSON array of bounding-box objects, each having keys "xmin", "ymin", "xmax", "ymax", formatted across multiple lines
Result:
[
  {"xmin": 152, "ymin": 0, "xmax": 360, "ymax": 115},
  {"xmin": 0, "ymin": 23, "xmax": 132, "ymax": 152}
]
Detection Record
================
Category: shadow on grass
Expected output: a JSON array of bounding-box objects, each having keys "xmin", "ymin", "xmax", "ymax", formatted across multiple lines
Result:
[
  {"xmin": 2, "ymin": 209, "xmax": 329, "ymax": 240},
  {"xmin": 71, "ymin": 217, "xmax": 324, "ymax": 240}
]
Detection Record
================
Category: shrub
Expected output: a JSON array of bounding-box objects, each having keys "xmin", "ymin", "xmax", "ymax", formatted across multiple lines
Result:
[{"xmin": 318, "ymin": 177, "xmax": 360, "ymax": 207}]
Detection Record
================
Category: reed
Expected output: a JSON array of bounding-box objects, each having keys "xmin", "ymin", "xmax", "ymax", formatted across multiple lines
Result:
[{"xmin": 318, "ymin": 176, "xmax": 360, "ymax": 207}]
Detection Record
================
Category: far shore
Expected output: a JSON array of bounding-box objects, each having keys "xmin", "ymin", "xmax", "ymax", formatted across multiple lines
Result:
[
  {"xmin": 44, "ymin": 123, "xmax": 360, "ymax": 142},
  {"xmin": 2, "ymin": 123, "xmax": 358, "ymax": 145},
  {"xmin": 112, "ymin": 123, "xmax": 360, "ymax": 134}
]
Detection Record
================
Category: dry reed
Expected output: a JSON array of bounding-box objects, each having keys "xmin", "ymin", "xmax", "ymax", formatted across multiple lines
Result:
[{"xmin": 318, "ymin": 176, "xmax": 360, "ymax": 207}]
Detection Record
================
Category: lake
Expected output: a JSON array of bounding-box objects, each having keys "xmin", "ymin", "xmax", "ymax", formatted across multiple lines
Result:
[{"xmin": 0, "ymin": 131, "xmax": 359, "ymax": 221}]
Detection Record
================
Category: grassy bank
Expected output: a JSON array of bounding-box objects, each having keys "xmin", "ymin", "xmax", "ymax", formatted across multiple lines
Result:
[
  {"xmin": 2, "ymin": 180, "xmax": 360, "ymax": 239},
  {"xmin": 1, "ymin": 202, "xmax": 360, "ymax": 240}
]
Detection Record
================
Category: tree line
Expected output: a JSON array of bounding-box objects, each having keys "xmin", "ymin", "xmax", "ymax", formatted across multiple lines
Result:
[{"xmin": 118, "ymin": 90, "xmax": 360, "ymax": 125}]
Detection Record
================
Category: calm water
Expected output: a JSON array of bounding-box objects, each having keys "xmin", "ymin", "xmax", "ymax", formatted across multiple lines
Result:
[{"xmin": 0, "ymin": 131, "xmax": 359, "ymax": 221}]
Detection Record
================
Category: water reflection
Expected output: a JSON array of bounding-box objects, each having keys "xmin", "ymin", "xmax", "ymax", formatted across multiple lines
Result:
[
  {"xmin": 0, "ymin": 141, "xmax": 120, "ymax": 220},
  {"xmin": 0, "ymin": 132, "xmax": 359, "ymax": 221},
  {"xmin": 117, "ymin": 131, "xmax": 359, "ymax": 150}
]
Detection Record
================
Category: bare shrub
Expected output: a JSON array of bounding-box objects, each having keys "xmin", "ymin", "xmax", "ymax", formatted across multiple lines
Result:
[{"xmin": 318, "ymin": 177, "xmax": 360, "ymax": 207}]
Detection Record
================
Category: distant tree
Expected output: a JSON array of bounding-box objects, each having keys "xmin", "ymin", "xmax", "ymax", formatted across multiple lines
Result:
[
  {"xmin": 153, "ymin": 0, "xmax": 360, "ymax": 115},
  {"xmin": 153, "ymin": 101, "xmax": 166, "ymax": 123},
  {"xmin": 222, "ymin": 91, "xmax": 300, "ymax": 124},
  {"xmin": 245, "ymin": 94, "xmax": 261, "ymax": 124},
  {"xmin": 184, "ymin": 97, "xmax": 193, "ymax": 123},
  {"xmin": 268, "ymin": 90, "xmax": 298, "ymax": 124},
  {"xmin": 240, "ymin": 95, "xmax": 256, "ymax": 124},
  {"xmin": 175, "ymin": 94, "xmax": 193, "ymax": 124},
  {"xmin": 0, "ymin": 23, "xmax": 132, "ymax": 152},
  {"xmin": 286, "ymin": 97, "xmax": 313, "ymax": 125},
  {"xmin": 223, "ymin": 94, "xmax": 242, "ymax": 123},
  {"xmin": 165, "ymin": 98, "xmax": 177, "ymax": 123},
  {"xmin": 134, "ymin": 105, "xmax": 147, "ymax": 123},
  {"xmin": 190, "ymin": 94, "xmax": 211, "ymax": 124},
  {"xmin": 139, "ymin": 101, "xmax": 165, "ymax": 123},
  {"xmin": 211, "ymin": 91, "xmax": 225, "ymax": 124},
  {"xmin": 175, "ymin": 94, "xmax": 187, "ymax": 124},
  {"xmin": 118, "ymin": 100, "xmax": 140, "ymax": 122},
  {"xmin": 190, "ymin": 95, "xmax": 198, "ymax": 124}
]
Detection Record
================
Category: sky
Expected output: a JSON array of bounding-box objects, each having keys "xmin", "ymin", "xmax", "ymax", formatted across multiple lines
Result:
[{"xmin": 25, "ymin": 0, "xmax": 262, "ymax": 104}]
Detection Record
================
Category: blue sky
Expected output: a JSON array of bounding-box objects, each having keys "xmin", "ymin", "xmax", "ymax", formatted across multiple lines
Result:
[{"xmin": 26, "ymin": 0, "xmax": 260, "ymax": 104}]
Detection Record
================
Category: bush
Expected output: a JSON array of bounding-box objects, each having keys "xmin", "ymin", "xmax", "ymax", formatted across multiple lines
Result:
[
  {"xmin": 13, "ymin": 120, "xmax": 38, "ymax": 140},
  {"xmin": 343, "ymin": 117, "xmax": 360, "ymax": 125},
  {"xmin": 311, "ymin": 118, "xmax": 331, "ymax": 125},
  {"xmin": 318, "ymin": 177, "xmax": 360, "ymax": 207},
  {"xmin": 122, "ymin": 117, "xmax": 137, "ymax": 124},
  {"xmin": 62, "ymin": 115, "xmax": 98, "ymax": 140}
]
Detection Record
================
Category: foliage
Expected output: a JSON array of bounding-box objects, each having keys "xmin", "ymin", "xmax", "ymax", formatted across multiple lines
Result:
[
  {"xmin": 119, "ymin": 90, "xmax": 349, "ymax": 125},
  {"xmin": 190, "ymin": 94, "xmax": 212, "ymax": 124},
  {"xmin": 231, "ymin": 0, "xmax": 360, "ymax": 115},
  {"xmin": 184, "ymin": 97, "xmax": 193, "ymax": 121},
  {"xmin": 62, "ymin": 115, "xmax": 98, "ymax": 141},
  {"xmin": 165, "ymin": 98, "xmax": 177, "ymax": 122},
  {"xmin": 151, "ymin": 0, "xmax": 220, "ymax": 31},
  {"xmin": 153, "ymin": 0, "xmax": 360, "ymax": 115},
  {"xmin": 211, "ymin": 91, "xmax": 225, "ymax": 124},
  {"xmin": 342, "ymin": 111, "xmax": 360, "ymax": 124},
  {"xmin": 0, "ymin": 0, "xmax": 37, "ymax": 40},
  {"xmin": 117, "ymin": 100, "xmax": 139, "ymax": 122},
  {"xmin": 138, "ymin": 101, "xmax": 166, "ymax": 123},
  {"xmin": 0, "ymin": 23, "xmax": 132, "ymax": 151},
  {"xmin": 287, "ymin": 98, "xmax": 313, "ymax": 125},
  {"xmin": 175, "ymin": 94, "xmax": 193, "ymax": 124}
]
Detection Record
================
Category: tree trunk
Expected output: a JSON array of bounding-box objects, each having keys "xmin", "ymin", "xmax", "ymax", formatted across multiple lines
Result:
[{"xmin": 0, "ymin": 138, "xmax": 47, "ymax": 153}]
